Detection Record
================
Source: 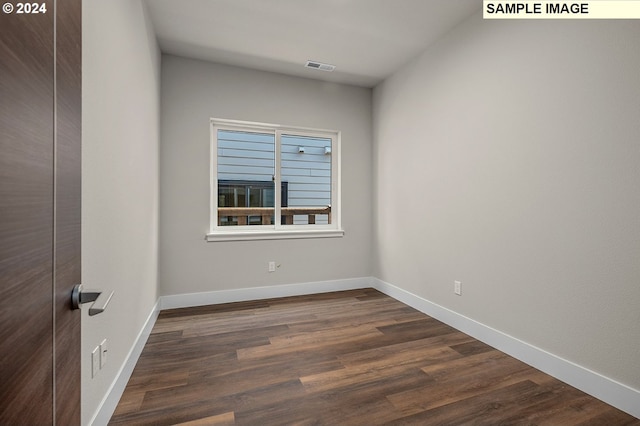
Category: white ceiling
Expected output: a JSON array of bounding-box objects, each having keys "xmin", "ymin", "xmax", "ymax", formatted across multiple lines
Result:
[{"xmin": 145, "ymin": 0, "xmax": 480, "ymax": 88}]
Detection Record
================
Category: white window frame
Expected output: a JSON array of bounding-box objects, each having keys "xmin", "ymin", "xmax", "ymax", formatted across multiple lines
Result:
[{"xmin": 207, "ymin": 118, "xmax": 344, "ymax": 241}]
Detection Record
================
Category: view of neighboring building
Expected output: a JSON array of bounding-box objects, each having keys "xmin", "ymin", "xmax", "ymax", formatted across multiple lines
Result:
[{"xmin": 217, "ymin": 129, "xmax": 332, "ymax": 225}]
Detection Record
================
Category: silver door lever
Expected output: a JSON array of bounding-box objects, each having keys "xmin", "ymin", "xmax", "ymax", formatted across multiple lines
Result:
[{"xmin": 71, "ymin": 284, "xmax": 114, "ymax": 316}]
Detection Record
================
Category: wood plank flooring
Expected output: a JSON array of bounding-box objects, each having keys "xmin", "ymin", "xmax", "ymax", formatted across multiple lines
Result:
[{"xmin": 110, "ymin": 289, "xmax": 639, "ymax": 425}]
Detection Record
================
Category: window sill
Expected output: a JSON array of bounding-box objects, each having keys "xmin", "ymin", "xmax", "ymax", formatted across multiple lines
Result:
[{"xmin": 206, "ymin": 229, "xmax": 345, "ymax": 242}]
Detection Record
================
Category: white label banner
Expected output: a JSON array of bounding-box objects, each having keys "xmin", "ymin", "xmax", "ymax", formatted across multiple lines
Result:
[{"xmin": 484, "ymin": 1, "xmax": 640, "ymax": 19}]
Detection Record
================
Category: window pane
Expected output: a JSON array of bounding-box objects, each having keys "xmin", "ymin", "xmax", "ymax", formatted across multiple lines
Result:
[
  {"xmin": 217, "ymin": 130, "xmax": 275, "ymax": 226},
  {"xmin": 280, "ymin": 134, "xmax": 332, "ymax": 225}
]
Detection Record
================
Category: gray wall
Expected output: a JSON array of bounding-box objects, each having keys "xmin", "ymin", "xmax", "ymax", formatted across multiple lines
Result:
[
  {"xmin": 373, "ymin": 15, "xmax": 640, "ymax": 390},
  {"xmin": 159, "ymin": 56, "xmax": 372, "ymax": 295},
  {"xmin": 81, "ymin": 0, "xmax": 160, "ymax": 423}
]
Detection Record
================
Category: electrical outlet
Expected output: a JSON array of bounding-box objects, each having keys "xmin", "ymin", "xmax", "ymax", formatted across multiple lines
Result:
[
  {"xmin": 100, "ymin": 339, "xmax": 108, "ymax": 369},
  {"xmin": 454, "ymin": 280, "xmax": 462, "ymax": 296},
  {"xmin": 91, "ymin": 346, "xmax": 99, "ymax": 378},
  {"xmin": 268, "ymin": 261, "xmax": 276, "ymax": 272}
]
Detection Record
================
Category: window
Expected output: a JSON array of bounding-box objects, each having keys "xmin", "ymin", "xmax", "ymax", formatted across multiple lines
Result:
[{"xmin": 208, "ymin": 119, "xmax": 343, "ymax": 241}]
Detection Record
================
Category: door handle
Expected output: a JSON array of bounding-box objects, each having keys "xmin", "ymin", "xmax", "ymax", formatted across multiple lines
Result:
[{"xmin": 71, "ymin": 284, "xmax": 113, "ymax": 316}]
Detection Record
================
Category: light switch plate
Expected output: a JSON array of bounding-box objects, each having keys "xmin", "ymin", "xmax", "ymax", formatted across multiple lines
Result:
[{"xmin": 100, "ymin": 339, "xmax": 107, "ymax": 369}]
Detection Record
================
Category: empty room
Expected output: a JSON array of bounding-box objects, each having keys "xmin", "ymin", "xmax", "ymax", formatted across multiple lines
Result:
[{"xmin": 2, "ymin": 0, "xmax": 639, "ymax": 425}]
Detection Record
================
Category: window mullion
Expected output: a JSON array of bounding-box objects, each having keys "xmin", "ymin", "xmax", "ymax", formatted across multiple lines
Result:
[{"xmin": 274, "ymin": 130, "xmax": 282, "ymax": 229}]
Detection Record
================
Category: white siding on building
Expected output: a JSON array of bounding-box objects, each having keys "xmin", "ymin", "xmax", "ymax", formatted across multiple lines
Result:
[
  {"xmin": 281, "ymin": 134, "xmax": 331, "ymax": 224},
  {"xmin": 217, "ymin": 130, "xmax": 275, "ymax": 182}
]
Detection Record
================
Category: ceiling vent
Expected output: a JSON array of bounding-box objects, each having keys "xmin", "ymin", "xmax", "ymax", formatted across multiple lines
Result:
[{"xmin": 305, "ymin": 60, "xmax": 336, "ymax": 72}]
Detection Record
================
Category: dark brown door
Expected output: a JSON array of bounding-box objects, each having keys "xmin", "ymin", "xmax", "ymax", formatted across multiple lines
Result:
[{"xmin": 0, "ymin": 0, "xmax": 82, "ymax": 424}]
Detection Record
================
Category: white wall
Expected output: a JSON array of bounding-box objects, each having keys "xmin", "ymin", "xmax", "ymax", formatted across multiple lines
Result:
[
  {"xmin": 159, "ymin": 56, "xmax": 372, "ymax": 295},
  {"xmin": 373, "ymin": 15, "xmax": 640, "ymax": 391},
  {"xmin": 81, "ymin": 0, "xmax": 160, "ymax": 424}
]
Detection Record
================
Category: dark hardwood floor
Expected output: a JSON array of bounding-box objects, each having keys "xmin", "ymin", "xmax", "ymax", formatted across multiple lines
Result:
[{"xmin": 110, "ymin": 289, "xmax": 639, "ymax": 425}]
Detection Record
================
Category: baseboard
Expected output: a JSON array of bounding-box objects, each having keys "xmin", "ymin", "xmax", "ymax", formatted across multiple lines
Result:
[
  {"xmin": 90, "ymin": 300, "xmax": 160, "ymax": 426},
  {"xmin": 159, "ymin": 277, "xmax": 373, "ymax": 310},
  {"xmin": 92, "ymin": 277, "xmax": 639, "ymax": 423},
  {"xmin": 371, "ymin": 277, "xmax": 640, "ymax": 419}
]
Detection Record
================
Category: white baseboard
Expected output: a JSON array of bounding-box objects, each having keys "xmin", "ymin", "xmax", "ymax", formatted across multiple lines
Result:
[
  {"xmin": 159, "ymin": 277, "xmax": 373, "ymax": 310},
  {"xmin": 93, "ymin": 277, "xmax": 639, "ymax": 424},
  {"xmin": 90, "ymin": 300, "xmax": 160, "ymax": 426},
  {"xmin": 371, "ymin": 277, "xmax": 640, "ymax": 419}
]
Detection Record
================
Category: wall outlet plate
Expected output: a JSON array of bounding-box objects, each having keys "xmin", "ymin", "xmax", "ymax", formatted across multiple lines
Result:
[
  {"xmin": 268, "ymin": 261, "xmax": 276, "ymax": 272},
  {"xmin": 91, "ymin": 346, "xmax": 99, "ymax": 378},
  {"xmin": 454, "ymin": 280, "xmax": 462, "ymax": 296}
]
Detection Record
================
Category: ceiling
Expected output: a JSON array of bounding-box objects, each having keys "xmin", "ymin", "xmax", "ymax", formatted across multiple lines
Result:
[{"xmin": 145, "ymin": 0, "xmax": 480, "ymax": 88}]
